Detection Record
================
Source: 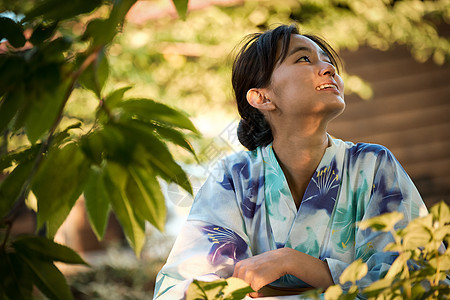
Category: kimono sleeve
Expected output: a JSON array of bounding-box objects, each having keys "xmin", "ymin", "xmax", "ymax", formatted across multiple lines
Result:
[
  {"xmin": 153, "ymin": 160, "xmax": 252, "ymax": 300},
  {"xmin": 325, "ymin": 146, "xmax": 427, "ymax": 293}
]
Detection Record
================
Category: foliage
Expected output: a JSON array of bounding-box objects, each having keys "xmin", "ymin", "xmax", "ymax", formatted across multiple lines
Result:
[
  {"xmin": 108, "ymin": 0, "xmax": 450, "ymax": 131},
  {"xmin": 186, "ymin": 201, "xmax": 450, "ymax": 299},
  {"xmin": 186, "ymin": 277, "xmax": 254, "ymax": 300},
  {"xmin": 0, "ymin": 0, "xmax": 192, "ymax": 299}
]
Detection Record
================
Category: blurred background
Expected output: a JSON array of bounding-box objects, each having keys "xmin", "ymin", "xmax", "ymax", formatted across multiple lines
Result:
[{"xmin": 5, "ymin": 0, "xmax": 449, "ymax": 298}]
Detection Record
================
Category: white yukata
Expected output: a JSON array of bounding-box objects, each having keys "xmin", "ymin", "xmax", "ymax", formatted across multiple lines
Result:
[{"xmin": 153, "ymin": 137, "xmax": 426, "ymax": 299}]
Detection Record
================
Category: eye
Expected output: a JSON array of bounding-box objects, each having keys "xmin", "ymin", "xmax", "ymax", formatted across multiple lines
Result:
[{"xmin": 296, "ymin": 56, "xmax": 311, "ymax": 63}]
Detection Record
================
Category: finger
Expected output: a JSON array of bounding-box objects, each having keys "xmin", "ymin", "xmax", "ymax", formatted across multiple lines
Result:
[{"xmin": 248, "ymin": 291, "xmax": 263, "ymax": 298}]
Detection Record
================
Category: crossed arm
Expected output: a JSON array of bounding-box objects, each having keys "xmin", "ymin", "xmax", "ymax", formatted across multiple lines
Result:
[{"xmin": 232, "ymin": 247, "xmax": 334, "ymax": 297}]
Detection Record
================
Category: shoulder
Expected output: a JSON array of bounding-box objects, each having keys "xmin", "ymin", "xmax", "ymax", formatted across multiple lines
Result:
[
  {"xmin": 335, "ymin": 138, "xmax": 395, "ymax": 161},
  {"xmin": 330, "ymin": 138, "xmax": 399, "ymax": 171},
  {"xmin": 218, "ymin": 147, "xmax": 263, "ymax": 176}
]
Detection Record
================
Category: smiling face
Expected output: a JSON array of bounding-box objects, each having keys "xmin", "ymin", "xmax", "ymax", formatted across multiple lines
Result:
[{"xmin": 262, "ymin": 34, "xmax": 345, "ymax": 123}]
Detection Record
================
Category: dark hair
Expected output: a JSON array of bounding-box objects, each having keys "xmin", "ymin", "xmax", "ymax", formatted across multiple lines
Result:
[{"xmin": 232, "ymin": 24, "xmax": 342, "ymax": 150}]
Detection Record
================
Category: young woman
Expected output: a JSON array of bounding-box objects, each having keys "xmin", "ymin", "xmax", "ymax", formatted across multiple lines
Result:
[{"xmin": 153, "ymin": 24, "xmax": 426, "ymax": 299}]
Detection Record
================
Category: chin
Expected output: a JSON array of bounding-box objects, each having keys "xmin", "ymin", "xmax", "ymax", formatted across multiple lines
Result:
[{"xmin": 324, "ymin": 100, "xmax": 345, "ymax": 121}]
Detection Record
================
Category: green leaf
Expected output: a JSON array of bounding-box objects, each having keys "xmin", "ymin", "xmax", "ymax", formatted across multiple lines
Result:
[
  {"xmin": 152, "ymin": 123, "xmax": 196, "ymax": 156},
  {"xmin": 51, "ymin": 122, "xmax": 82, "ymax": 146},
  {"xmin": 16, "ymin": 252, "xmax": 74, "ymax": 300},
  {"xmin": 80, "ymin": 130, "xmax": 106, "ymax": 165},
  {"xmin": 117, "ymin": 98, "xmax": 198, "ymax": 133},
  {"xmin": 84, "ymin": 166, "xmax": 111, "ymax": 240},
  {"xmin": 362, "ymin": 277, "xmax": 394, "ymax": 297},
  {"xmin": 32, "ymin": 143, "xmax": 91, "ymax": 236},
  {"xmin": 104, "ymin": 86, "xmax": 132, "ymax": 109},
  {"xmin": 77, "ymin": 49, "xmax": 109, "ymax": 98},
  {"xmin": 83, "ymin": 18, "xmax": 116, "ymax": 47},
  {"xmin": 12, "ymin": 235, "xmax": 87, "ymax": 265},
  {"xmin": 25, "ymin": 0, "xmax": 103, "ymax": 22},
  {"xmin": 0, "ymin": 157, "xmax": 35, "ymax": 219},
  {"xmin": 104, "ymin": 162, "xmax": 146, "ymax": 256},
  {"xmin": 399, "ymin": 215, "xmax": 433, "ymax": 250},
  {"xmin": 113, "ymin": 121, "xmax": 192, "ymax": 194},
  {"xmin": 0, "ymin": 89, "xmax": 26, "ymax": 134},
  {"xmin": 223, "ymin": 277, "xmax": 254, "ymax": 299},
  {"xmin": 0, "ymin": 57, "xmax": 26, "ymax": 96},
  {"xmin": 339, "ymin": 259, "xmax": 368, "ymax": 285},
  {"xmin": 358, "ymin": 211, "xmax": 404, "ymax": 232},
  {"xmin": 24, "ymin": 66, "xmax": 68, "ymax": 144},
  {"xmin": 83, "ymin": 0, "xmax": 137, "ymax": 46},
  {"xmin": 108, "ymin": 0, "xmax": 138, "ymax": 32},
  {"xmin": 0, "ymin": 143, "xmax": 40, "ymax": 171},
  {"xmin": 171, "ymin": 0, "xmax": 189, "ymax": 20},
  {"xmin": 300, "ymin": 288, "xmax": 323, "ymax": 300},
  {"xmin": 434, "ymin": 225, "xmax": 450, "ymax": 244},
  {"xmin": 324, "ymin": 285, "xmax": 343, "ymax": 300},
  {"xmin": 98, "ymin": 124, "xmax": 136, "ymax": 165},
  {"xmin": 39, "ymin": 37, "xmax": 72, "ymax": 62},
  {"xmin": 126, "ymin": 164, "xmax": 166, "ymax": 231},
  {"xmin": 186, "ymin": 279, "xmax": 228, "ymax": 300},
  {"xmin": 384, "ymin": 252, "xmax": 411, "ymax": 279},
  {"xmin": 0, "ymin": 252, "xmax": 33, "ymax": 300},
  {"xmin": 0, "ymin": 17, "xmax": 26, "ymax": 48},
  {"xmin": 428, "ymin": 254, "xmax": 450, "ymax": 271},
  {"xmin": 29, "ymin": 22, "xmax": 58, "ymax": 46},
  {"xmin": 430, "ymin": 201, "xmax": 450, "ymax": 225}
]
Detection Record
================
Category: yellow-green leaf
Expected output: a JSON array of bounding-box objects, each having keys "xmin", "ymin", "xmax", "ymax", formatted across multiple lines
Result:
[
  {"xmin": 104, "ymin": 162, "xmax": 145, "ymax": 256},
  {"xmin": 223, "ymin": 277, "xmax": 254, "ymax": 299},
  {"xmin": 171, "ymin": 0, "xmax": 189, "ymax": 20},
  {"xmin": 324, "ymin": 284, "xmax": 343, "ymax": 300},
  {"xmin": 339, "ymin": 259, "xmax": 368, "ymax": 285},
  {"xmin": 430, "ymin": 201, "xmax": 450, "ymax": 225},
  {"xmin": 359, "ymin": 211, "xmax": 404, "ymax": 232},
  {"xmin": 186, "ymin": 279, "xmax": 227, "ymax": 300},
  {"xmin": 127, "ymin": 164, "xmax": 166, "ymax": 231},
  {"xmin": 385, "ymin": 252, "xmax": 411, "ymax": 279},
  {"xmin": 84, "ymin": 166, "xmax": 111, "ymax": 240}
]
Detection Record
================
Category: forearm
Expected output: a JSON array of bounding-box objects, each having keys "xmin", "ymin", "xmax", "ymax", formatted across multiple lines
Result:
[{"xmin": 282, "ymin": 247, "xmax": 334, "ymax": 289}]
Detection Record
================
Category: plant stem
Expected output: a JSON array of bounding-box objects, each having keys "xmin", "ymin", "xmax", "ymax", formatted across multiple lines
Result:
[{"xmin": 433, "ymin": 254, "xmax": 440, "ymax": 286}]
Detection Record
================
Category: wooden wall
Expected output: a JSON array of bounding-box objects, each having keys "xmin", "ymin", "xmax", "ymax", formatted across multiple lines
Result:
[{"xmin": 329, "ymin": 45, "xmax": 450, "ymax": 208}]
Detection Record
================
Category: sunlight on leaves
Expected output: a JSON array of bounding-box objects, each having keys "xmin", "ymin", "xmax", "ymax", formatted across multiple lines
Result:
[{"xmin": 358, "ymin": 211, "xmax": 404, "ymax": 232}]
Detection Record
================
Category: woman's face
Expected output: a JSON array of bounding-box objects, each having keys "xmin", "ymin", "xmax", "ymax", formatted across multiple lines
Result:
[{"xmin": 265, "ymin": 34, "xmax": 345, "ymax": 121}]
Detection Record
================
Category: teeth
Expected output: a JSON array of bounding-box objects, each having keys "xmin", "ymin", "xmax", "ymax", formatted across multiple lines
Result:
[{"xmin": 316, "ymin": 84, "xmax": 336, "ymax": 90}]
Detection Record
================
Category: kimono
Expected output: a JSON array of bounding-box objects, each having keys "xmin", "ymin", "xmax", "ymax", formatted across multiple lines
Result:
[{"xmin": 153, "ymin": 137, "xmax": 426, "ymax": 299}]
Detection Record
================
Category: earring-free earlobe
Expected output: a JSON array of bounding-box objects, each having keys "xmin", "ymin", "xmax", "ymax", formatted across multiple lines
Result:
[{"xmin": 247, "ymin": 89, "xmax": 275, "ymax": 111}]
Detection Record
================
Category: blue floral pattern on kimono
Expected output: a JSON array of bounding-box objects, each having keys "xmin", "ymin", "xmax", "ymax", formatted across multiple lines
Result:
[{"xmin": 153, "ymin": 137, "xmax": 427, "ymax": 299}]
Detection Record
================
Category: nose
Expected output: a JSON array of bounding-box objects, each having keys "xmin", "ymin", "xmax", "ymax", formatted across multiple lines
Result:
[{"xmin": 319, "ymin": 61, "xmax": 336, "ymax": 77}]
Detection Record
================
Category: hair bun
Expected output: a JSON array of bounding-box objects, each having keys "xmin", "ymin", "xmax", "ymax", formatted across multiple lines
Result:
[{"xmin": 237, "ymin": 112, "xmax": 272, "ymax": 150}]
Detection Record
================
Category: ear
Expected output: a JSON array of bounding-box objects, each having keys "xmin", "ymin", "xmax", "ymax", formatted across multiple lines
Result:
[{"xmin": 246, "ymin": 88, "xmax": 276, "ymax": 111}]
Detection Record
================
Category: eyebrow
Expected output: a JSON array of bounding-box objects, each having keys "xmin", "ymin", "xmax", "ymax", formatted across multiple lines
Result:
[{"xmin": 288, "ymin": 46, "xmax": 329, "ymax": 59}]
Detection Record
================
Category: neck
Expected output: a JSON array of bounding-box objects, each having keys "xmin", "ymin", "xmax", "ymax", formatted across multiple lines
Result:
[
  {"xmin": 272, "ymin": 131, "xmax": 329, "ymax": 172},
  {"xmin": 271, "ymin": 115, "xmax": 330, "ymax": 166},
  {"xmin": 271, "ymin": 120, "xmax": 330, "ymax": 208}
]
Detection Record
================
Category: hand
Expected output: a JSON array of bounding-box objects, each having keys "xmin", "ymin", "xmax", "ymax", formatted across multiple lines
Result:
[
  {"xmin": 232, "ymin": 248, "xmax": 290, "ymax": 297},
  {"xmin": 232, "ymin": 248, "xmax": 334, "ymax": 298}
]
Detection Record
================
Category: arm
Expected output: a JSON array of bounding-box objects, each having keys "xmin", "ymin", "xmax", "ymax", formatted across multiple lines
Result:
[
  {"xmin": 232, "ymin": 248, "xmax": 333, "ymax": 296},
  {"xmin": 326, "ymin": 145, "xmax": 427, "ymax": 292},
  {"xmin": 154, "ymin": 221, "xmax": 248, "ymax": 299},
  {"xmin": 154, "ymin": 160, "xmax": 252, "ymax": 299}
]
